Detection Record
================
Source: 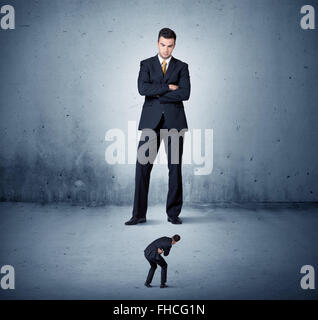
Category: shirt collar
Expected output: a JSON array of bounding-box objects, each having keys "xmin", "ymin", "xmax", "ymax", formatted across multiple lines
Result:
[{"xmin": 158, "ymin": 53, "xmax": 172, "ymax": 66}]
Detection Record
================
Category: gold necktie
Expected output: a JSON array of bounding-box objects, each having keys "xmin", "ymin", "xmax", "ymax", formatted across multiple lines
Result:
[{"xmin": 162, "ymin": 60, "xmax": 167, "ymax": 75}]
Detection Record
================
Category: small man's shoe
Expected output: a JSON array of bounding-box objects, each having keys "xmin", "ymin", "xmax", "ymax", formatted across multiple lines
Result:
[
  {"xmin": 125, "ymin": 217, "xmax": 147, "ymax": 225},
  {"xmin": 160, "ymin": 284, "xmax": 168, "ymax": 288},
  {"xmin": 144, "ymin": 283, "xmax": 152, "ymax": 288},
  {"xmin": 167, "ymin": 217, "xmax": 182, "ymax": 224}
]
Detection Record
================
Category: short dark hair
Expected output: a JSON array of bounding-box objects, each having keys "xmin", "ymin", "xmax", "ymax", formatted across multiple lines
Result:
[
  {"xmin": 172, "ymin": 234, "xmax": 181, "ymax": 242},
  {"xmin": 158, "ymin": 28, "xmax": 176, "ymax": 43}
]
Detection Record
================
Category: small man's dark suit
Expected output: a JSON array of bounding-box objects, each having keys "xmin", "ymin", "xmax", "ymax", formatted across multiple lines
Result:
[
  {"xmin": 144, "ymin": 236, "xmax": 172, "ymax": 286},
  {"xmin": 130, "ymin": 54, "xmax": 191, "ymax": 223}
]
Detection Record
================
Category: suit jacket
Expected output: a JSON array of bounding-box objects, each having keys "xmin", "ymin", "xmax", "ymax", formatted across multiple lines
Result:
[
  {"xmin": 144, "ymin": 236, "xmax": 172, "ymax": 259},
  {"xmin": 137, "ymin": 54, "xmax": 190, "ymax": 131}
]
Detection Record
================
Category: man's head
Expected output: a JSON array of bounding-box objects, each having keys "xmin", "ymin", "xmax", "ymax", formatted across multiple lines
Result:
[
  {"xmin": 171, "ymin": 234, "xmax": 181, "ymax": 245},
  {"xmin": 157, "ymin": 28, "xmax": 176, "ymax": 60}
]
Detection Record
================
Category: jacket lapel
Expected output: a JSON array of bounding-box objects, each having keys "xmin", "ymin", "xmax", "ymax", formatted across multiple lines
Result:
[
  {"xmin": 163, "ymin": 56, "xmax": 176, "ymax": 83},
  {"xmin": 153, "ymin": 55, "xmax": 163, "ymax": 78}
]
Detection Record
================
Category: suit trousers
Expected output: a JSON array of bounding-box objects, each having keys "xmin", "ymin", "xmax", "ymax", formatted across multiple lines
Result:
[
  {"xmin": 132, "ymin": 113, "xmax": 185, "ymax": 219},
  {"xmin": 145, "ymin": 252, "xmax": 168, "ymax": 285}
]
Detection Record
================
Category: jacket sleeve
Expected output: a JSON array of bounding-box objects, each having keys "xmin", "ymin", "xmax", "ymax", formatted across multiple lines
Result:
[
  {"xmin": 138, "ymin": 61, "xmax": 170, "ymax": 96},
  {"xmin": 163, "ymin": 245, "xmax": 171, "ymax": 256},
  {"xmin": 159, "ymin": 63, "xmax": 191, "ymax": 103}
]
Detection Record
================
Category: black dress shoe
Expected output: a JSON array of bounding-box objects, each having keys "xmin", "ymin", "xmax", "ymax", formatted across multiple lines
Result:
[
  {"xmin": 167, "ymin": 217, "xmax": 182, "ymax": 224},
  {"xmin": 125, "ymin": 217, "xmax": 146, "ymax": 225},
  {"xmin": 144, "ymin": 283, "xmax": 152, "ymax": 288},
  {"xmin": 125, "ymin": 217, "xmax": 139, "ymax": 225},
  {"xmin": 160, "ymin": 284, "xmax": 168, "ymax": 288}
]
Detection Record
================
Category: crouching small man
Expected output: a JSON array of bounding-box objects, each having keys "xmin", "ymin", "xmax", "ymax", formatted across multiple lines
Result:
[{"xmin": 144, "ymin": 234, "xmax": 180, "ymax": 288}]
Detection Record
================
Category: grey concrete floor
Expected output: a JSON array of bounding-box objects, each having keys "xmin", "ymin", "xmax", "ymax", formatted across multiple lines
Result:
[{"xmin": 0, "ymin": 202, "xmax": 318, "ymax": 300}]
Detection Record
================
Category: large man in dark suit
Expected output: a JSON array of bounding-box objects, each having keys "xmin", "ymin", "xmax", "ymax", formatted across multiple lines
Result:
[
  {"xmin": 144, "ymin": 234, "xmax": 181, "ymax": 288},
  {"xmin": 125, "ymin": 28, "xmax": 190, "ymax": 225}
]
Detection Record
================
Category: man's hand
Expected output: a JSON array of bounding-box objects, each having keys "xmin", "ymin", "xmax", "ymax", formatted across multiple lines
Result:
[
  {"xmin": 154, "ymin": 85, "xmax": 178, "ymax": 98},
  {"xmin": 168, "ymin": 84, "xmax": 179, "ymax": 91},
  {"xmin": 158, "ymin": 248, "xmax": 163, "ymax": 254}
]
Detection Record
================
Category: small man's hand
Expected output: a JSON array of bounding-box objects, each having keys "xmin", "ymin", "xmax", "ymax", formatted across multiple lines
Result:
[
  {"xmin": 168, "ymin": 84, "xmax": 179, "ymax": 91},
  {"xmin": 158, "ymin": 248, "xmax": 163, "ymax": 254}
]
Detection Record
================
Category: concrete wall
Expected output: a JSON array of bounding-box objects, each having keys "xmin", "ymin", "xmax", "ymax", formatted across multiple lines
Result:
[{"xmin": 0, "ymin": 0, "xmax": 317, "ymax": 204}]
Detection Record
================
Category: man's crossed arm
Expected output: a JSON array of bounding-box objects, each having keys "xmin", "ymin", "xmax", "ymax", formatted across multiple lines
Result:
[{"xmin": 137, "ymin": 61, "xmax": 191, "ymax": 103}]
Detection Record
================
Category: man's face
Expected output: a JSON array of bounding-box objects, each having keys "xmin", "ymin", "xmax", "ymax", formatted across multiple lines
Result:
[{"xmin": 157, "ymin": 36, "xmax": 175, "ymax": 59}]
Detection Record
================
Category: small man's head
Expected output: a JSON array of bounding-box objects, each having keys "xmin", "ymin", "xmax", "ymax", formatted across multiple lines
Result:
[
  {"xmin": 157, "ymin": 27, "xmax": 176, "ymax": 60},
  {"xmin": 171, "ymin": 234, "xmax": 181, "ymax": 245}
]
